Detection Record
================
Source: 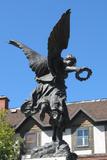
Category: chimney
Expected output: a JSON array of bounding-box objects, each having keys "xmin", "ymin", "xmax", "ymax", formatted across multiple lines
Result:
[{"xmin": 0, "ymin": 96, "xmax": 9, "ymax": 110}]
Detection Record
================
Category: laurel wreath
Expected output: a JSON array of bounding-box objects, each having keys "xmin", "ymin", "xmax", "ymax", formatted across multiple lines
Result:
[{"xmin": 75, "ymin": 67, "xmax": 92, "ymax": 81}]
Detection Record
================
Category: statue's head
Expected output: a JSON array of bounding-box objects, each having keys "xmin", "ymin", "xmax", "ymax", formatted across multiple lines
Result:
[{"xmin": 64, "ymin": 54, "xmax": 77, "ymax": 66}]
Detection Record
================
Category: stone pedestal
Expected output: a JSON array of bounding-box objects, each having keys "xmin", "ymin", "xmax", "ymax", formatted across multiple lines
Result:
[
  {"xmin": 22, "ymin": 156, "xmax": 66, "ymax": 160},
  {"xmin": 22, "ymin": 140, "xmax": 78, "ymax": 160}
]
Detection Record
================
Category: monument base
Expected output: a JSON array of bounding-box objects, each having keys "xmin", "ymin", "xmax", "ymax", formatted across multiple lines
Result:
[
  {"xmin": 22, "ymin": 140, "xmax": 78, "ymax": 160},
  {"xmin": 22, "ymin": 156, "xmax": 66, "ymax": 160}
]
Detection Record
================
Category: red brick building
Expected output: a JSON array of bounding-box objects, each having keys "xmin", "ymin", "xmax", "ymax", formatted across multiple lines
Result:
[{"xmin": 1, "ymin": 96, "xmax": 107, "ymax": 160}]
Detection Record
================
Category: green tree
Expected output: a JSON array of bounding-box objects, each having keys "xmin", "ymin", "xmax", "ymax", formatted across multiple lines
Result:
[{"xmin": 0, "ymin": 110, "xmax": 21, "ymax": 160}]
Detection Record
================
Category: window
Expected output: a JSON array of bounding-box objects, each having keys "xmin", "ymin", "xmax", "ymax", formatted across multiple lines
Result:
[
  {"xmin": 76, "ymin": 127, "xmax": 89, "ymax": 147},
  {"xmin": 25, "ymin": 131, "xmax": 41, "ymax": 152}
]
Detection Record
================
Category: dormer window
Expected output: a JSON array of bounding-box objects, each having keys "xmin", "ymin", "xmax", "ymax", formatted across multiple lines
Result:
[{"xmin": 76, "ymin": 127, "xmax": 89, "ymax": 147}]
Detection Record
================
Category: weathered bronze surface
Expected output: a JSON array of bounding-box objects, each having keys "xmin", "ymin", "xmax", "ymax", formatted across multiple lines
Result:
[{"xmin": 9, "ymin": 9, "xmax": 92, "ymax": 159}]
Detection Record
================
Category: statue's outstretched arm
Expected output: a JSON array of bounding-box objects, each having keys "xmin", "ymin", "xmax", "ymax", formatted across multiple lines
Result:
[
  {"xmin": 65, "ymin": 66, "xmax": 92, "ymax": 81},
  {"xmin": 65, "ymin": 66, "xmax": 82, "ymax": 73}
]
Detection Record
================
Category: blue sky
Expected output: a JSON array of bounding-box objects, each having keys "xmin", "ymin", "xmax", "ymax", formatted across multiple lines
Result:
[{"xmin": 0, "ymin": 0, "xmax": 107, "ymax": 108}]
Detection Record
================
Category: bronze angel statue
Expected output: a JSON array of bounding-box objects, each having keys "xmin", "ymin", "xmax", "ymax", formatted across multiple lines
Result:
[{"xmin": 9, "ymin": 9, "xmax": 92, "ymax": 142}]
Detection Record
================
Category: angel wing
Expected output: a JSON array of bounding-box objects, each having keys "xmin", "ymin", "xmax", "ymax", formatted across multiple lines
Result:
[
  {"xmin": 48, "ymin": 9, "xmax": 71, "ymax": 77},
  {"xmin": 9, "ymin": 40, "xmax": 49, "ymax": 77}
]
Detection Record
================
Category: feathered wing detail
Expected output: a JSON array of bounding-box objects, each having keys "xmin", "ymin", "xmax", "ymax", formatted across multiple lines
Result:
[
  {"xmin": 48, "ymin": 9, "xmax": 71, "ymax": 76},
  {"xmin": 9, "ymin": 40, "xmax": 49, "ymax": 77}
]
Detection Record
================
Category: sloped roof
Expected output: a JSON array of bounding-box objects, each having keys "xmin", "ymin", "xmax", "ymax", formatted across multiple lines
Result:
[
  {"xmin": 67, "ymin": 99, "xmax": 107, "ymax": 122},
  {"xmin": 6, "ymin": 109, "xmax": 26, "ymax": 128},
  {"xmin": 6, "ymin": 99, "xmax": 107, "ymax": 129}
]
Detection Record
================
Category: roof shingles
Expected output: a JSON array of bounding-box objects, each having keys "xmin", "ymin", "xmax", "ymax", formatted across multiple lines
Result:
[{"xmin": 6, "ymin": 99, "xmax": 107, "ymax": 129}]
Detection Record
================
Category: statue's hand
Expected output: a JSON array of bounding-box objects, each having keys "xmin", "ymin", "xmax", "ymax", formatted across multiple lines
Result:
[
  {"xmin": 75, "ymin": 67, "xmax": 92, "ymax": 81},
  {"xmin": 76, "ymin": 67, "xmax": 86, "ymax": 72}
]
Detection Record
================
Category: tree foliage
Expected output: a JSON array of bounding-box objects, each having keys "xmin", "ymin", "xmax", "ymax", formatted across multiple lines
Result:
[{"xmin": 0, "ymin": 110, "xmax": 21, "ymax": 160}]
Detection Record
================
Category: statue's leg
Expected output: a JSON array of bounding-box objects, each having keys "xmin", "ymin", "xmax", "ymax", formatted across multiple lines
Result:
[
  {"xmin": 51, "ymin": 118, "xmax": 63, "ymax": 142},
  {"xmin": 52, "ymin": 124, "xmax": 57, "ymax": 142},
  {"xmin": 51, "ymin": 110, "xmax": 59, "ymax": 142},
  {"xmin": 57, "ymin": 128, "xmax": 63, "ymax": 142},
  {"xmin": 56, "ymin": 114, "xmax": 64, "ymax": 142}
]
